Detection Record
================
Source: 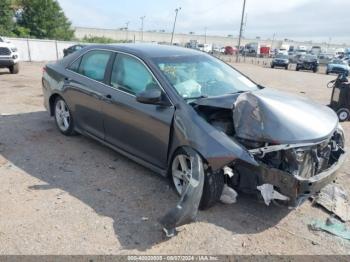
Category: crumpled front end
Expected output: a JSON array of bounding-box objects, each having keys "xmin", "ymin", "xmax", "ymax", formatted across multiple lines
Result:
[
  {"xmin": 231, "ymin": 89, "xmax": 347, "ymax": 206},
  {"xmin": 243, "ymin": 126, "xmax": 346, "ymax": 206},
  {"xmin": 193, "ymin": 89, "xmax": 347, "ymax": 206}
]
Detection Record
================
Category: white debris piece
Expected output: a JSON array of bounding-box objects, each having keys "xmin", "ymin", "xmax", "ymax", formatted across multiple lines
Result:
[
  {"xmin": 220, "ymin": 184, "xmax": 238, "ymax": 204},
  {"xmin": 257, "ymin": 184, "xmax": 289, "ymax": 206},
  {"xmin": 223, "ymin": 166, "xmax": 234, "ymax": 178}
]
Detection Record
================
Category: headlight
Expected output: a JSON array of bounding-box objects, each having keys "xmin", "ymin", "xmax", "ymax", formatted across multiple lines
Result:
[{"xmin": 11, "ymin": 47, "xmax": 17, "ymax": 52}]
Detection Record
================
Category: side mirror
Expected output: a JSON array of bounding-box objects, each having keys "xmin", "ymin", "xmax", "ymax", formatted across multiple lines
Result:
[{"xmin": 136, "ymin": 88, "xmax": 163, "ymax": 105}]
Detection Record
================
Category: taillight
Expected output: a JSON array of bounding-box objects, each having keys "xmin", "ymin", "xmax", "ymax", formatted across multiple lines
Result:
[{"xmin": 42, "ymin": 66, "xmax": 46, "ymax": 74}]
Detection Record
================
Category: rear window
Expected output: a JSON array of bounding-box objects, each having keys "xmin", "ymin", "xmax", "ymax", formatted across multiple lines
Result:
[{"xmin": 72, "ymin": 50, "xmax": 112, "ymax": 82}]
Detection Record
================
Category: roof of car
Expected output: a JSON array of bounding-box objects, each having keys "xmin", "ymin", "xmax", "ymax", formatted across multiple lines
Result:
[{"xmin": 84, "ymin": 43, "xmax": 204, "ymax": 59}]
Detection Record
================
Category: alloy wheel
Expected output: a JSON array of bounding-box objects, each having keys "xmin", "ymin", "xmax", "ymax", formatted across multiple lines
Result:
[
  {"xmin": 55, "ymin": 99, "xmax": 71, "ymax": 132},
  {"xmin": 171, "ymin": 154, "xmax": 193, "ymax": 195}
]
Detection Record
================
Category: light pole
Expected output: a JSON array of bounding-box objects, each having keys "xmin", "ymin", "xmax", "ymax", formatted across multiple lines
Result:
[
  {"xmin": 125, "ymin": 21, "xmax": 130, "ymax": 42},
  {"xmin": 204, "ymin": 27, "xmax": 207, "ymax": 44},
  {"xmin": 140, "ymin": 16, "xmax": 145, "ymax": 41},
  {"xmin": 171, "ymin": 7, "xmax": 181, "ymax": 45},
  {"xmin": 236, "ymin": 0, "xmax": 246, "ymax": 62}
]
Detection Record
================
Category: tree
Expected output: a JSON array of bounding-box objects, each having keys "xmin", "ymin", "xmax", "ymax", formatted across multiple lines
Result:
[
  {"xmin": 17, "ymin": 0, "xmax": 74, "ymax": 40},
  {"xmin": 0, "ymin": 0, "xmax": 15, "ymax": 36}
]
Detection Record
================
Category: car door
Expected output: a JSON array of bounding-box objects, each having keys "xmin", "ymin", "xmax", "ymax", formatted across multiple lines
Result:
[
  {"xmin": 65, "ymin": 50, "xmax": 113, "ymax": 139},
  {"xmin": 102, "ymin": 53, "xmax": 175, "ymax": 169}
]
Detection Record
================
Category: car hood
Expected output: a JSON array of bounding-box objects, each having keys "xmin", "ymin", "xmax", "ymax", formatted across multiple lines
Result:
[
  {"xmin": 0, "ymin": 42, "xmax": 16, "ymax": 49},
  {"xmin": 233, "ymin": 89, "xmax": 339, "ymax": 144}
]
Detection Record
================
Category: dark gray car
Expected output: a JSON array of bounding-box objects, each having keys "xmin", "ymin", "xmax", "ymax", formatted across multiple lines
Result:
[{"xmin": 42, "ymin": 44, "xmax": 346, "ymax": 233}]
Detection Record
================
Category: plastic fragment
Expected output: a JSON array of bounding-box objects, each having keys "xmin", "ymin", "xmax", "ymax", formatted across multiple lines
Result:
[
  {"xmin": 309, "ymin": 217, "xmax": 350, "ymax": 240},
  {"xmin": 220, "ymin": 184, "xmax": 238, "ymax": 205},
  {"xmin": 159, "ymin": 147, "xmax": 204, "ymax": 237},
  {"xmin": 257, "ymin": 184, "xmax": 289, "ymax": 206}
]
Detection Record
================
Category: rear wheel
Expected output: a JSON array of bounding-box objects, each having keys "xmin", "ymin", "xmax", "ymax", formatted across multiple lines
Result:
[
  {"xmin": 54, "ymin": 97, "xmax": 76, "ymax": 135},
  {"xmin": 170, "ymin": 148, "xmax": 224, "ymax": 210},
  {"xmin": 9, "ymin": 63, "xmax": 19, "ymax": 74},
  {"xmin": 337, "ymin": 108, "xmax": 350, "ymax": 122},
  {"xmin": 285, "ymin": 65, "xmax": 288, "ymax": 70},
  {"xmin": 296, "ymin": 66, "xmax": 300, "ymax": 71},
  {"xmin": 271, "ymin": 64, "xmax": 274, "ymax": 68}
]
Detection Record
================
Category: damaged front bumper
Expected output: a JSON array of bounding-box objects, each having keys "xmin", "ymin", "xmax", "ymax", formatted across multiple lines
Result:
[{"xmin": 258, "ymin": 151, "xmax": 347, "ymax": 206}]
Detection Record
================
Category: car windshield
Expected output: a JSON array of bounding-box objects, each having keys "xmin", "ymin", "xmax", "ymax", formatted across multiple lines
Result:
[
  {"xmin": 331, "ymin": 59, "xmax": 345, "ymax": 64},
  {"xmin": 152, "ymin": 55, "xmax": 258, "ymax": 99},
  {"xmin": 276, "ymin": 54, "xmax": 288, "ymax": 59}
]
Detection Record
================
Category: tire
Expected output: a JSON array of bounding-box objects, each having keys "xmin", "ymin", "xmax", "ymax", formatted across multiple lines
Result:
[
  {"xmin": 9, "ymin": 63, "xmax": 19, "ymax": 74},
  {"xmin": 285, "ymin": 65, "xmax": 288, "ymax": 70},
  {"xmin": 337, "ymin": 108, "xmax": 350, "ymax": 122},
  {"xmin": 296, "ymin": 66, "xmax": 299, "ymax": 71},
  {"xmin": 313, "ymin": 68, "xmax": 318, "ymax": 73},
  {"xmin": 170, "ymin": 148, "xmax": 224, "ymax": 210},
  {"xmin": 54, "ymin": 97, "xmax": 76, "ymax": 135},
  {"xmin": 326, "ymin": 71, "xmax": 329, "ymax": 75},
  {"xmin": 271, "ymin": 64, "xmax": 274, "ymax": 68}
]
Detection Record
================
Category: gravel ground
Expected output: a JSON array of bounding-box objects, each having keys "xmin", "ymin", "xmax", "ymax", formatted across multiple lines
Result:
[{"xmin": 0, "ymin": 62, "xmax": 349, "ymax": 255}]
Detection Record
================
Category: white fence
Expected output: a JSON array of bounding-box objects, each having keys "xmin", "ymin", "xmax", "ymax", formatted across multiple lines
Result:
[{"xmin": 7, "ymin": 37, "xmax": 79, "ymax": 62}]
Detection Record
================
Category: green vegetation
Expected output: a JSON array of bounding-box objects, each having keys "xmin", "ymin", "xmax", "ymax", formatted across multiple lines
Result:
[
  {"xmin": 1, "ymin": 0, "xmax": 74, "ymax": 40},
  {"xmin": 81, "ymin": 36, "xmax": 132, "ymax": 44},
  {"xmin": 0, "ymin": 0, "xmax": 15, "ymax": 36}
]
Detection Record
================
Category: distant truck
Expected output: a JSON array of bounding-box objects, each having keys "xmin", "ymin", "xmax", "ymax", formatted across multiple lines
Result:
[
  {"xmin": 0, "ymin": 36, "xmax": 20, "ymax": 74},
  {"xmin": 311, "ymin": 46, "xmax": 322, "ymax": 56},
  {"xmin": 198, "ymin": 43, "xmax": 213, "ymax": 53}
]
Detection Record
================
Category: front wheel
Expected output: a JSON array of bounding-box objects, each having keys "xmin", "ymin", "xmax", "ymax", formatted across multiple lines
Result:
[
  {"xmin": 337, "ymin": 108, "xmax": 350, "ymax": 122},
  {"xmin": 170, "ymin": 149, "xmax": 224, "ymax": 210},
  {"xmin": 9, "ymin": 63, "xmax": 19, "ymax": 74},
  {"xmin": 54, "ymin": 97, "xmax": 76, "ymax": 135}
]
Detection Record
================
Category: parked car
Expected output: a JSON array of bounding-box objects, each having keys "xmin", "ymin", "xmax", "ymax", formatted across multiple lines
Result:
[
  {"xmin": 42, "ymin": 44, "xmax": 346, "ymax": 223},
  {"xmin": 326, "ymin": 59, "xmax": 350, "ymax": 76},
  {"xmin": 224, "ymin": 46, "xmax": 236, "ymax": 55},
  {"xmin": 318, "ymin": 53, "xmax": 334, "ymax": 65},
  {"xmin": 271, "ymin": 54, "xmax": 289, "ymax": 69},
  {"xmin": 0, "ymin": 36, "xmax": 20, "ymax": 74},
  {"xmin": 296, "ymin": 54, "xmax": 319, "ymax": 72},
  {"xmin": 63, "ymin": 44, "xmax": 86, "ymax": 57}
]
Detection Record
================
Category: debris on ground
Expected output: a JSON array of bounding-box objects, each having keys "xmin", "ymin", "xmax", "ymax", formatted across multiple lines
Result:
[
  {"xmin": 141, "ymin": 217, "xmax": 149, "ymax": 221},
  {"xmin": 313, "ymin": 184, "xmax": 350, "ymax": 222},
  {"xmin": 220, "ymin": 184, "xmax": 238, "ymax": 205},
  {"xmin": 159, "ymin": 148, "xmax": 204, "ymax": 238},
  {"xmin": 257, "ymin": 184, "xmax": 289, "ymax": 206},
  {"xmin": 309, "ymin": 217, "xmax": 350, "ymax": 240}
]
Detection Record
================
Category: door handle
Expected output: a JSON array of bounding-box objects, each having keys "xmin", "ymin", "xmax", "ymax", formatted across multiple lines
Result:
[{"xmin": 106, "ymin": 94, "xmax": 112, "ymax": 99}]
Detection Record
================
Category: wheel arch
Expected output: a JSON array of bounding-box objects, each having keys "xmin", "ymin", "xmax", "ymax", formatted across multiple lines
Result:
[{"xmin": 48, "ymin": 93, "xmax": 62, "ymax": 116}]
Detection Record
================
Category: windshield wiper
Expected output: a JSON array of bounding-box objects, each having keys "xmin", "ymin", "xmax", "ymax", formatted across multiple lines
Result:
[{"xmin": 183, "ymin": 95, "xmax": 208, "ymax": 100}]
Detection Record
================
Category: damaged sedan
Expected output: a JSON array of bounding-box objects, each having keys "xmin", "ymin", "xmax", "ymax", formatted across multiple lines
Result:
[{"xmin": 42, "ymin": 44, "xmax": 346, "ymax": 235}]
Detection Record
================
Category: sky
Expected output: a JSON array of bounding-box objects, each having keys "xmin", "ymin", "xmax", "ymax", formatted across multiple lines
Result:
[{"xmin": 57, "ymin": 0, "xmax": 350, "ymax": 44}]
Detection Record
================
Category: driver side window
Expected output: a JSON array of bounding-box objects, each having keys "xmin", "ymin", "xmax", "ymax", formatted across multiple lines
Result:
[{"xmin": 110, "ymin": 54, "xmax": 160, "ymax": 95}]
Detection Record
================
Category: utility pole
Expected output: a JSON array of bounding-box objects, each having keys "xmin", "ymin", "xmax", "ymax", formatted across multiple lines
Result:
[
  {"xmin": 171, "ymin": 7, "xmax": 181, "ymax": 45},
  {"xmin": 327, "ymin": 37, "xmax": 332, "ymax": 52},
  {"xmin": 236, "ymin": 0, "xmax": 246, "ymax": 62},
  {"xmin": 125, "ymin": 21, "xmax": 130, "ymax": 42},
  {"xmin": 271, "ymin": 33, "xmax": 276, "ymax": 53},
  {"xmin": 204, "ymin": 27, "xmax": 207, "ymax": 44},
  {"xmin": 140, "ymin": 16, "xmax": 145, "ymax": 41}
]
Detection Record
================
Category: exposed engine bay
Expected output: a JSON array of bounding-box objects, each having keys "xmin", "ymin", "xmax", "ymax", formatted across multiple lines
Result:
[{"xmin": 192, "ymin": 89, "xmax": 346, "ymax": 206}]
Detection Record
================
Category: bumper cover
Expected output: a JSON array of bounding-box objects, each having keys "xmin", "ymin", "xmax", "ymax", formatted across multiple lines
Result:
[
  {"xmin": 258, "ymin": 151, "xmax": 347, "ymax": 206},
  {"xmin": 0, "ymin": 58, "xmax": 16, "ymax": 67}
]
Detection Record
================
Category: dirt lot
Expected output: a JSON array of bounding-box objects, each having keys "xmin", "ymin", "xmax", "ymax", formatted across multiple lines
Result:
[{"xmin": 0, "ymin": 62, "xmax": 349, "ymax": 255}]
